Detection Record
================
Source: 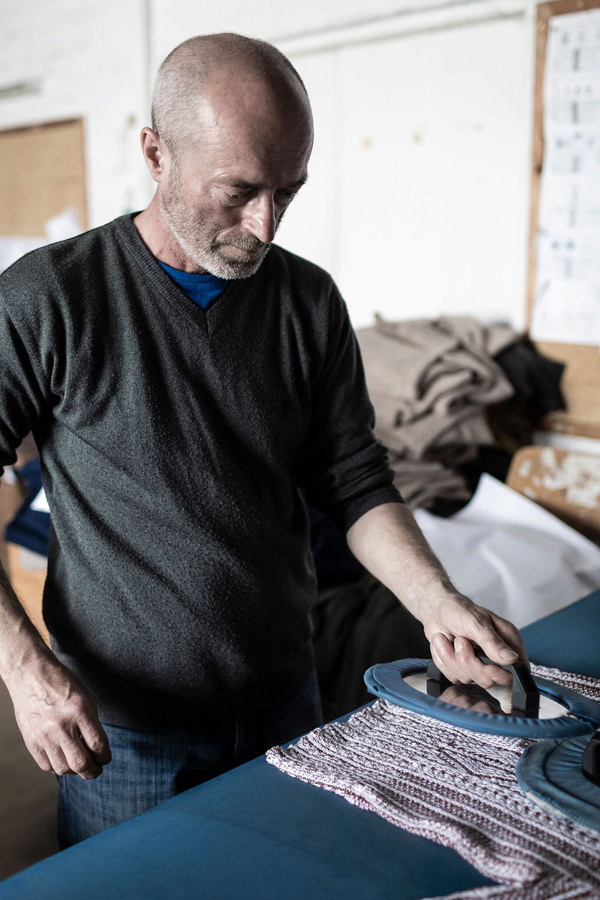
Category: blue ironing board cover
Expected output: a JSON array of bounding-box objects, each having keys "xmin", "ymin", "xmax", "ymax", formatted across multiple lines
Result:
[{"xmin": 517, "ymin": 734, "xmax": 600, "ymax": 833}]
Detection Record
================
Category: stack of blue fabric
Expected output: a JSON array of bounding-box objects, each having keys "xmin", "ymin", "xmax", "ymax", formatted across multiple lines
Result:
[{"xmin": 4, "ymin": 457, "xmax": 50, "ymax": 557}]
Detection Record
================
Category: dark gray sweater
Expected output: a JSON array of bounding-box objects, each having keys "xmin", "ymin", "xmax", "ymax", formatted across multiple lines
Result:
[{"xmin": 0, "ymin": 215, "xmax": 400, "ymax": 728}]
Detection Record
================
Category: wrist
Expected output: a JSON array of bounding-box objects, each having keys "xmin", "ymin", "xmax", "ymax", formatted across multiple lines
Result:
[
  {"xmin": 0, "ymin": 622, "xmax": 55, "ymax": 690},
  {"xmin": 405, "ymin": 581, "xmax": 466, "ymax": 626}
]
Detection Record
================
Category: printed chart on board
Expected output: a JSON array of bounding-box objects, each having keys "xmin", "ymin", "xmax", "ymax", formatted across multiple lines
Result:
[{"xmin": 531, "ymin": 8, "xmax": 600, "ymax": 346}]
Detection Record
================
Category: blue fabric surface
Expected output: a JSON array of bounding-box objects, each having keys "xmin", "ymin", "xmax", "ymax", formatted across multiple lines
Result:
[
  {"xmin": 0, "ymin": 757, "xmax": 494, "ymax": 900},
  {"xmin": 3, "ymin": 458, "xmax": 50, "ymax": 557},
  {"xmin": 517, "ymin": 734, "xmax": 600, "ymax": 833},
  {"xmin": 521, "ymin": 590, "xmax": 600, "ymax": 675},
  {"xmin": 364, "ymin": 659, "xmax": 600, "ymax": 738}
]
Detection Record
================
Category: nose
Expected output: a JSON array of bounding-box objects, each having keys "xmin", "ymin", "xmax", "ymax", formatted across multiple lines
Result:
[{"xmin": 243, "ymin": 193, "xmax": 277, "ymax": 244}]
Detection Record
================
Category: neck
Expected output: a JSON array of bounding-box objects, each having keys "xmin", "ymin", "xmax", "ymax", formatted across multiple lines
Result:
[{"xmin": 133, "ymin": 199, "xmax": 208, "ymax": 273}]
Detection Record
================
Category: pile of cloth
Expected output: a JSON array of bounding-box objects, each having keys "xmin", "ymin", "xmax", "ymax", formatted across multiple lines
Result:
[{"xmin": 356, "ymin": 315, "xmax": 564, "ymax": 511}]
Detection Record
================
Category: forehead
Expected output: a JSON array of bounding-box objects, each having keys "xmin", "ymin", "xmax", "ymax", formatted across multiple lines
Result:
[
  {"xmin": 181, "ymin": 123, "xmax": 312, "ymax": 187},
  {"xmin": 176, "ymin": 75, "xmax": 313, "ymax": 183}
]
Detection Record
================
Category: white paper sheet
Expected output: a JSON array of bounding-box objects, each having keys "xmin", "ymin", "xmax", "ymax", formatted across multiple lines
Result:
[
  {"xmin": 0, "ymin": 208, "xmax": 81, "ymax": 275},
  {"xmin": 531, "ymin": 9, "xmax": 600, "ymax": 346},
  {"xmin": 414, "ymin": 474, "xmax": 600, "ymax": 628},
  {"xmin": 30, "ymin": 489, "xmax": 50, "ymax": 514}
]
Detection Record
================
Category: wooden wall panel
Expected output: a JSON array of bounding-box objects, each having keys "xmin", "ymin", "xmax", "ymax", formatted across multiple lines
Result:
[{"xmin": 0, "ymin": 118, "xmax": 87, "ymax": 236}]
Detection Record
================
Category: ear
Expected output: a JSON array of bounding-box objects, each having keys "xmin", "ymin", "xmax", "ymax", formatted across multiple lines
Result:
[{"xmin": 140, "ymin": 127, "xmax": 169, "ymax": 183}]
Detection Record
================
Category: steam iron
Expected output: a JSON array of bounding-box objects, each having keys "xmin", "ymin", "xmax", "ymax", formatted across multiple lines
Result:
[{"xmin": 364, "ymin": 654, "xmax": 600, "ymax": 739}]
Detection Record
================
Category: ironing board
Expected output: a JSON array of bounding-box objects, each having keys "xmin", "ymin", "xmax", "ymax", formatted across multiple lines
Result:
[{"xmin": 0, "ymin": 590, "xmax": 598, "ymax": 900}]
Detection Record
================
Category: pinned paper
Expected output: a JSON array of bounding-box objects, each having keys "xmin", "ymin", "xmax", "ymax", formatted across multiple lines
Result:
[{"xmin": 531, "ymin": 9, "xmax": 600, "ymax": 346}]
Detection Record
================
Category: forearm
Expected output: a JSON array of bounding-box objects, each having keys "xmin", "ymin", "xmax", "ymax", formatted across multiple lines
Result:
[
  {"xmin": 0, "ymin": 557, "xmax": 53, "ymax": 687},
  {"xmin": 346, "ymin": 502, "xmax": 458, "ymax": 623},
  {"xmin": 0, "ymin": 553, "xmax": 110, "ymax": 777},
  {"xmin": 346, "ymin": 501, "xmax": 526, "ymax": 685}
]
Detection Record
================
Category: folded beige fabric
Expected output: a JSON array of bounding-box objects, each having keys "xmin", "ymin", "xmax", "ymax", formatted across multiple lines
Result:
[
  {"xmin": 389, "ymin": 458, "xmax": 471, "ymax": 509},
  {"xmin": 356, "ymin": 315, "xmax": 519, "ymax": 507}
]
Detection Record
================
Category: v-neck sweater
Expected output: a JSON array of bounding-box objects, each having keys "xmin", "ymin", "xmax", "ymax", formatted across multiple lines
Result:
[{"xmin": 0, "ymin": 214, "xmax": 400, "ymax": 728}]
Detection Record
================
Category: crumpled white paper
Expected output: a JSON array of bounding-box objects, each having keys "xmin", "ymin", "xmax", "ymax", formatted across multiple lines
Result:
[{"xmin": 414, "ymin": 473, "xmax": 600, "ymax": 628}]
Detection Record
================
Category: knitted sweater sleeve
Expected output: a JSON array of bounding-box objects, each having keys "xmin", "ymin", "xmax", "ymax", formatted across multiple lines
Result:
[
  {"xmin": 0, "ymin": 266, "xmax": 52, "ymax": 475},
  {"xmin": 301, "ymin": 281, "xmax": 402, "ymax": 533}
]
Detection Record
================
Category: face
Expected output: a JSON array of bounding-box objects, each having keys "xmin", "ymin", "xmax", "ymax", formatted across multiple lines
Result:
[{"xmin": 158, "ymin": 94, "xmax": 313, "ymax": 278}]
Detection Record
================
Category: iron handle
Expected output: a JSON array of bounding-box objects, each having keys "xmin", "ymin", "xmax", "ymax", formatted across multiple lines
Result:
[{"xmin": 426, "ymin": 650, "xmax": 539, "ymax": 717}]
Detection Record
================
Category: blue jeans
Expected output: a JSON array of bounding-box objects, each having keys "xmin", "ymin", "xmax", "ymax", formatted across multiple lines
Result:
[{"xmin": 57, "ymin": 671, "xmax": 322, "ymax": 848}]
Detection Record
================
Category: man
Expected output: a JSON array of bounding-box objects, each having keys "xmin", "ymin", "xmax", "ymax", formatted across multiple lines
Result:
[{"xmin": 0, "ymin": 33, "xmax": 526, "ymax": 847}]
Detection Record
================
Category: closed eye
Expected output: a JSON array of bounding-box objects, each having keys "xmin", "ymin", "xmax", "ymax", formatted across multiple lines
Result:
[{"xmin": 275, "ymin": 188, "xmax": 301, "ymax": 204}]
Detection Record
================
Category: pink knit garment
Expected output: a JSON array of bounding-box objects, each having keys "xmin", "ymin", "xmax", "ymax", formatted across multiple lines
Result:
[{"xmin": 266, "ymin": 666, "xmax": 600, "ymax": 900}]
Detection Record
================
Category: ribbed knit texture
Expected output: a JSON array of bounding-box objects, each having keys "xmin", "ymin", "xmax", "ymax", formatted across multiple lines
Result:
[
  {"xmin": 267, "ymin": 665, "xmax": 600, "ymax": 900},
  {"xmin": 0, "ymin": 215, "xmax": 400, "ymax": 728}
]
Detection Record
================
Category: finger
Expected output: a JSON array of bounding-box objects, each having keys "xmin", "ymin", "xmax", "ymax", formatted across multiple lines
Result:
[
  {"xmin": 488, "ymin": 613, "xmax": 529, "ymax": 665},
  {"xmin": 453, "ymin": 636, "xmax": 512, "ymax": 688},
  {"xmin": 78, "ymin": 717, "xmax": 111, "ymax": 767},
  {"xmin": 430, "ymin": 632, "xmax": 462, "ymax": 682},
  {"xmin": 26, "ymin": 743, "xmax": 54, "ymax": 774},
  {"xmin": 45, "ymin": 745, "xmax": 77, "ymax": 778},
  {"xmin": 431, "ymin": 633, "xmax": 490, "ymax": 686},
  {"xmin": 430, "ymin": 631, "xmax": 508, "ymax": 688},
  {"xmin": 21, "ymin": 729, "xmax": 62, "ymax": 774},
  {"xmin": 464, "ymin": 615, "xmax": 520, "ymax": 670},
  {"xmin": 62, "ymin": 732, "xmax": 103, "ymax": 780}
]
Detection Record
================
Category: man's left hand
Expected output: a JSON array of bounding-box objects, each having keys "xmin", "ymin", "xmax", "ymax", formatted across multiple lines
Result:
[
  {"xmin": 421, "ymin": 592, "xmax": 528, "ymax": 688},
  {"xmin": 346, "ymin": 503, "xmax": 528, "ymax": 687}
]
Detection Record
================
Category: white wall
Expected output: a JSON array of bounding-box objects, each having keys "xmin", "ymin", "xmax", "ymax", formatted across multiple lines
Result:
[
  {"xmin": 0, "ymin": 0, "xmax": 150, "ymax": 230},
  {"xmin": 286, "ymin": 15, "xmax": 532, "ymax": 328},
  {"xmin": 0, "ymin": 0, "xmax": 536, "ymax": 329}
]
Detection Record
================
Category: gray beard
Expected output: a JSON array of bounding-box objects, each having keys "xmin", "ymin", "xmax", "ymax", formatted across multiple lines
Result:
[{"xmin": 161, "ymin": 199, "xmax": 270, "ymax": 280}]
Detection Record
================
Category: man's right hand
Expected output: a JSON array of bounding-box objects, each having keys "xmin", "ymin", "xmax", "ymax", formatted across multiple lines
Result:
[{"xmin": 6, "ymin": 654, "xmax": 111, "ymax": 779}]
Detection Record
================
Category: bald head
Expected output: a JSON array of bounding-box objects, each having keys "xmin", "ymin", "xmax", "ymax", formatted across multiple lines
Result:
[
  {"xmin": 151, "ymin": 33, "xmax": 312, "ymax": 157},
  {"xmin": 137, "ymin": 33, "xmax": 313, "ymax": 277}
]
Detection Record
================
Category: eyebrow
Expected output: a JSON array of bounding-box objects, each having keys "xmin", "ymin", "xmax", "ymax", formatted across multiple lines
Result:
[{"xmin": 226, "ymin": 175, "xmax": 309, "ymax": 190}]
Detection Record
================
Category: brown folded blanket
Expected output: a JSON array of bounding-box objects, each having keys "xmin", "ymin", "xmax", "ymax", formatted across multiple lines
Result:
[{"xmin": 356, "ymin": 315, "xmax": 519, "ymax": 508}]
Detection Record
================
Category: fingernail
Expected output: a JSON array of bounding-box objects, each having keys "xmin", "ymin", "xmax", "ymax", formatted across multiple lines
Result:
[{"xmin": 500, "ymin": 648, "xmax": 518, "ymax": 660}]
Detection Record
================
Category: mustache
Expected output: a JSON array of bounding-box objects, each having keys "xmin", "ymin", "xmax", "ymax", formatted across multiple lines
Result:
[{"xmin": 214, "ymin": 234, "xmax": 268, "ymax": 252}]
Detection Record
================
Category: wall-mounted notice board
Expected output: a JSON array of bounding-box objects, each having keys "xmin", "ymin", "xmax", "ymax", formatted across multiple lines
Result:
[
  {"xmin": 0, "ymin": 118, "xmax": 87, "ymax": 237},
  {"xmin": 527, "ymin": 0, "xmax": 600, "ymax": 438}
]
